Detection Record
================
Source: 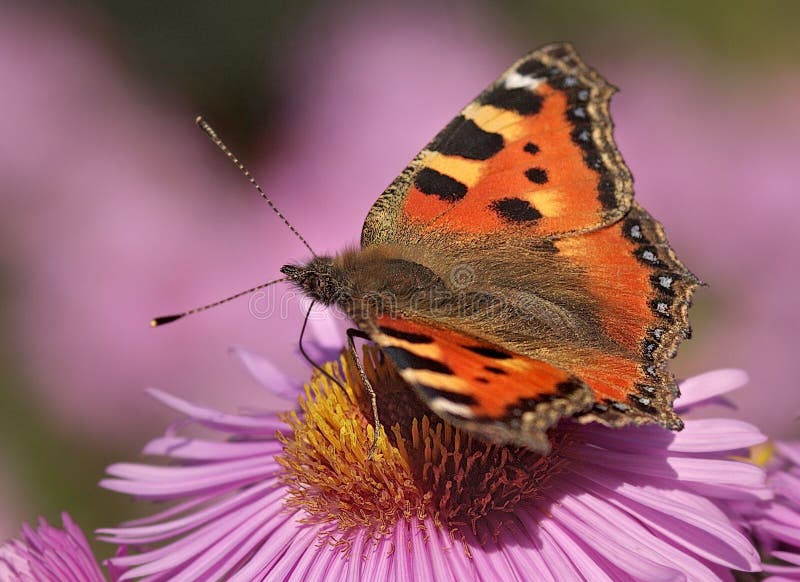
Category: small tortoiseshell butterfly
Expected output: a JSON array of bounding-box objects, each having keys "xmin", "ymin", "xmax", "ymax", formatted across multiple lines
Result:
[
  {"xmin": 155, "ymin": 43, "xmax": 699, "ymax": 455},
  {"xmin": 280, "ymin": 43, "xmax": 699, "ymax": 454}
]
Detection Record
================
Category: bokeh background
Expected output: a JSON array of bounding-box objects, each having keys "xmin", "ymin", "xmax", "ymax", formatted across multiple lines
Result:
[{"xmin": 1, "ymin": 0, "xmax": 798, "ymax": 551}]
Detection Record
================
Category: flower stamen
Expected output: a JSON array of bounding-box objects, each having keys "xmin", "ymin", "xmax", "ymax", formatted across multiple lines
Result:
[{"xmin": 278, "ymin": 348, "xmax": 568, "ymax": 538}]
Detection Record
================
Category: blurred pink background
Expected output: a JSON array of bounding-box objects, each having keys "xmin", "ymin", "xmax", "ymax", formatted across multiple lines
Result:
[{"xmin": 1, "ymin": 0, "xmax": 797, "ymax": 542}]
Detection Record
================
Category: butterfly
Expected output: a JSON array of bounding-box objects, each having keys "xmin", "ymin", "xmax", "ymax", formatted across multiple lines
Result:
[{"xmin": 274, "ymin": 43, "xmax": 699, "ymax": 454}]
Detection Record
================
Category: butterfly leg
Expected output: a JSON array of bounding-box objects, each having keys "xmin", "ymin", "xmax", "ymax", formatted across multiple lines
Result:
[{"xmin": 347, "ymin": 327, "xmax": 382, "ymax": 459}]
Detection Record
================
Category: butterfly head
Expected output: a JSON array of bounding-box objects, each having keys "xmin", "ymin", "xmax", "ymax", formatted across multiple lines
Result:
[{"xmin": 281, "ymin": 257, "xmax": 344, "ymax": 305}]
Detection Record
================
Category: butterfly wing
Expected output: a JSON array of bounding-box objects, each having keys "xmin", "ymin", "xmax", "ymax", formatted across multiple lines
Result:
[
  {"xmin": 553, "ymin": 201, "xmax": 696, "ymax": 428},
  {"xmin": 371, "ymin": 314, "xmax": 593, "ymax": 454},
  {"xmin": 357, "ymin": 42, "xmax": 698, "ymax": 437},
  {"xmin": 361, "ymin": 42, "xmax": 631, "ymax": 246}
]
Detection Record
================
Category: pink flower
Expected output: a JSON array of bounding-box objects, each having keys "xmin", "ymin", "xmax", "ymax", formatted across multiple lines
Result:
[
  {"xmin": 0, "ymin": 513, "xmax": 116, "ymax": 581},
  {"xmin": 737, "ymin": 441, "xmax": 800, "ymax": 579},
  {"xmin": 99, "ymin": 352, "xmax": 767, "ymax": 579}
]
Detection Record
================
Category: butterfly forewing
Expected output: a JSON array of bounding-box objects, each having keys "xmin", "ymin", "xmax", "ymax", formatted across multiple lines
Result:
[{"xmin": 361, "ymin": 42, "xmax": 632, "ymax": 247}]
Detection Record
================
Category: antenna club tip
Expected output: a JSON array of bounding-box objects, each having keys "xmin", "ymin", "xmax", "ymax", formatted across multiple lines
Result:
[
  {"xmin": 195, "ymin": 115, "xmax": 204, "ymax": 125},
  {"xmin": 150, "ymin": 314, "xmax": 184, "ymax": 327}
]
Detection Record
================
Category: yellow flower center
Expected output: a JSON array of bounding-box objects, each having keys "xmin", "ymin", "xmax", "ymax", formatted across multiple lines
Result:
[{"xmin": 277, "ymin": 348, "xmax": 569, "ymax": 538}]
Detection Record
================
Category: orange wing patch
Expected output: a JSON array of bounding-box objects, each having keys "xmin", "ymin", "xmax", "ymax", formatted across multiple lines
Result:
[
  {"xmin": 404, "ymin": 87, "xmax": 614, "ymax": 237},
  {"xmin": 371, "ymin": 315, "xmax": 593, "ymax": 453}
]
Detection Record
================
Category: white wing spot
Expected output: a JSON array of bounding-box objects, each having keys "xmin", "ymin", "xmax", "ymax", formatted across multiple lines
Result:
[
  {"xmin": 504, "ymin": 72, "xmax": 544, "ymax": 90},
  {"xmin": 429, "ymin": 397, "xmax": 475, "ymax": 419},
  {"xmin": 642, "ymin": 250, "xmax": 657, "ymax": 263}
]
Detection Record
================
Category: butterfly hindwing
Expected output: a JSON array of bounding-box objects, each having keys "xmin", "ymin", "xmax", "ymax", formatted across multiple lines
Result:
[
  {"xmin": 553, "ymin": 201, "xmax": 698, "ymax": 428},
  {"xmin": 370, "ymin": 314, "xmax": 594, "ymax": 454}
]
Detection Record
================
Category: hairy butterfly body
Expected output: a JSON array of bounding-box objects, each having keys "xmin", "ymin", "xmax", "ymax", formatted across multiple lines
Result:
[{"xmin": 282, "ymin": 43, "xmax": 699, "ymax": 454}]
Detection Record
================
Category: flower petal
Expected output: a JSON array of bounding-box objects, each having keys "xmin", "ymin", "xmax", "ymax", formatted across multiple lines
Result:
[
  {"xmin": 668, "ymin": 419, "xmax": 766, "ymax": 453},
  {"xmin": 142, "ymin": 435, "xmax": 282, "ymax": 460},
  {"xmin": 545, "ymin": 498, "xmax": 682, "ymax": 581},
  {"xmin": 0, "ymin": 514, "xmax": 106, "ymax": 582},
  {"xmin": 229, "ymin": 345, "xmax": 301, "ymax": 402},
  {"xmin": 145, "ymin": 388, "xmax": 284, "ymax": 434},
  {"xmin": 772, "ymin": 470, "xmax": 800, "ymax": 506},
  {"xmin": 674, "ymin": 369, "xmax": 749, "ymax": 410},
  {"xmin": 101, "ymin": 459, "xmax": 281, "ymax": 498},
  {"xmin": 484, "ymin": 513, "xmax": 555, "ymax": 581},
  {"xmin": 98, "ymin": 481, "xmax": 283, "ymax": 544},
  {"xmin": 569, "ymin": 469, "xmax": 760, "ymax": 571},
  {"xmin": 776, "ymin": 442, "xmax": 800, "ymax": 466}
]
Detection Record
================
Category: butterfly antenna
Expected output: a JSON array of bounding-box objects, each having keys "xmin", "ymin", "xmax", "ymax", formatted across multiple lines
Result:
[
  {"xmin": 195, "ymin": 116, "xmax": 316, "ymax": 256},
  {"xmin": 150, "ymin": 277, "xmax": 287, "ymax": 327}
]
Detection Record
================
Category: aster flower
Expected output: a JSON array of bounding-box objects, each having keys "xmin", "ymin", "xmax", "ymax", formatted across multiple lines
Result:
[
  {"xmin": 0, "ymin": 513, "xmax": 117, "ymax": 581},
  {"xmin": 737, "ymin": 441, "xmax": 800, "ymax": 579},
  {"xmin": 99, "ymin": 340, "xmax": 768, "ymax": 580}
]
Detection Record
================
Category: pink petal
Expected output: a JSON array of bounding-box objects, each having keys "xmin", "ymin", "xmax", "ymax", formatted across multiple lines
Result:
[
  {"xmin": 524, "ymin": 507, "xmax": 615, "ymax": 581},
  {"xmin": 772, "ymin": 550, "xmax": 800, "ymax": 566},
  {"xmin": 410, "ymin": 518, "xmax": 451, "ymax": 582},
  {"xmin": 344, "ymin": 528, "xmax": 366, "ymax": 582},
  {"xmin": 145, "ymin": 388, "xmax": 284, "ymax": 434},
  {"xmin": 674, "ymin": 369, "xmax": 749, "ymax": 410},
  {"xmin": 573, "ymin": 447, "xmax": 765, "ymax": 489},
  {"xmin": 757, "ymin": 518, "xmax": 800, "ymax": 547},
  {"xmin": 142, "ymin": 436, "xmax": 282, "ymax": 460},
  {"xmin": 558, "ymin": 488, "xmax": 719, "ymax": 578},
  {"xmin": 570, "ymin": 470, "xmax": 760, "ymax": 570},
  {"xmin": 229, "ymin": 345, "xmax": 301, "ymax": 402},
  {"xmin": 102, "ymin": 459, "xmax": 281, "ymax": 498},
  {"xmin": 116, "ymin": 495, "xmax": 286, "ymax": 578},
  {"xmin": 113, "ymin": 493, "xmax": 217, "ymax": 528},
  {"xmin": 98, "ymin": 481, "xmax": 283, "ymax": 544},
  {"xmin": 229, "ymin": 515, "xmax": 317, "ymax": 580},
  {"xmin": 426, "ymin": 520, "xmax": 475, "ymax": 581},
  {"xmin": 762, "ymin": 562, "xmax": 800, "ymax": 576},
  {"xmin": 772, "ymin": 471, "xmax": 800, "ymax": 506},
  {"xmin": 485, "ymin": 513, "xmax": 554, "ymax": 580},
  {"xmin": 306, "ymin": 311, "xmax": 345, "ymax": 352},
  {"xmin": 392, "ymin": 517, "xmax": 413, "ymax": 581},
  {"xmin": 776, "ymin": 441, "xmax": 800, "ymax": 466},
  {"xmin": 546, "ymin": 500, "xmax": 681, "ymax": 581},
  {"xmin": 669, "ymin": 419, "xmax": 766, "ymax": 453}
]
